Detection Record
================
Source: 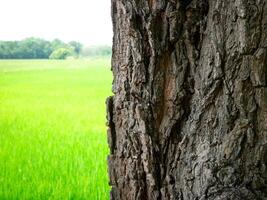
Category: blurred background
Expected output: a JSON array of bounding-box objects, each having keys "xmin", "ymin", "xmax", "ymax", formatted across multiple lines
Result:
[{"xmin": 0, "ymin": 0, "xmax": 113, "ymax": 199}]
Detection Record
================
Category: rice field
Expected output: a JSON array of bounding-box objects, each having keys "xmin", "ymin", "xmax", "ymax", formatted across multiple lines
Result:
[{"xmin": 0, "ymin": 59, "xmax": 112, "ymax": 199}]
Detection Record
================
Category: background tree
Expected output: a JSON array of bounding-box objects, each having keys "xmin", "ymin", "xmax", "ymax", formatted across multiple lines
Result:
[
  {"xmin": 0, "ymin": 38, "xmax": 82, "ymax": 59},
  {"xmin": 19, "ymin": 38, "xmax": 53, "ymax": 59},
  {"xmin": 107, "ymin": 0, "xmax": 267, "ymax": 199},
  {"xmin": 69, "ymin": 41, "xmax": 83, "ymax": 55},
  {"xmin": 50, "ymin": 39, "xmax": 67, "ymax": 50},
  {"xmin": 49, "ymin": 48, "xmax": 74, "ymax": 60}
]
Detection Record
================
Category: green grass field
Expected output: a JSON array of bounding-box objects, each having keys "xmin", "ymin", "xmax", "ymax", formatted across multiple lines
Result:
[{"xmin": 0, "ymin": 59, "xmax": 112, "ymax": 199}]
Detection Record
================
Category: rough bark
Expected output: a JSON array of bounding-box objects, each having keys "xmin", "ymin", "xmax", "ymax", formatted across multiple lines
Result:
[{"xmin": 107, "ymin": 0, "xmax": 267, "ymax": 199}]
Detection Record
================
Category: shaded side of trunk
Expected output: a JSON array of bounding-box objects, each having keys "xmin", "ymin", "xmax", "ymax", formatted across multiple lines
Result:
[{"xmin": 107, "ymin": 0, "xmax": 267, "ymax": 199}]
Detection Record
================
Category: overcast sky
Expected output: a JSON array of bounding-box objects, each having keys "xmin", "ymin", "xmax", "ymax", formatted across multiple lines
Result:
[{"xmin": 0, "ymin": 0, "xmax": 112, "ymax": 46}]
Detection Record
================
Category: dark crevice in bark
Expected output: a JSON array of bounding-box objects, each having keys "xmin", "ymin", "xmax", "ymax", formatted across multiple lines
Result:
[{"xmin": 106, "ymin": 96, "xmax": 116, "ymax": 154}]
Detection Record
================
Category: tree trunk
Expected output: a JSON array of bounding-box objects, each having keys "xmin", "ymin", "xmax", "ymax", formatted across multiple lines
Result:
[{"xmin": 106, "ymin": 0, "xmax": 267, "ymax": 199}]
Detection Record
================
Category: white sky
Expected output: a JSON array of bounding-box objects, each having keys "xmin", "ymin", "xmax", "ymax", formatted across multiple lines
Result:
[{"xmin": 0, "ymin": 0, "xmax": 112, "ymax": 46}]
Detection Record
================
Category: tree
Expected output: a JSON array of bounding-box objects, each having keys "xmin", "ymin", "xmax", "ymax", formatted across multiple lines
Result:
[
  {"xmin": 69, "ymin": 41, "xmax": 83, "ymax": 55},
  {"xmin": 107, "ymin": 0, "xmax": 267, "ymax": 199},
  {"xmin": 50, "ymin": 39, "xmax": 66, "ymax": 50},
  {"xmin": 0, "ymin": 38, "xmax": 53, "ymax": 59},
  {"xmin": 0, "ymin": 38, "xmax": 82, "ymax": 59},
  {"xmin": 19, "ymin": 38, "xmax": 53, "ymax": 59},
  {"xmin": 49, "ymin": 48, "xmax": 74, "ymax": 60}
]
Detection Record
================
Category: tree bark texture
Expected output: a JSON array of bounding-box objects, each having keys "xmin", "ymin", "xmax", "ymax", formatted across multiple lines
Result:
[{"xmin": 106, "ymin": 0, "xmax": 267, "ymax": 199}]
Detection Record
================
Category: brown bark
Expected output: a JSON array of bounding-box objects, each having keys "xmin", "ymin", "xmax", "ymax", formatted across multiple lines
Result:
[{"xmin": 107, "ymin": 0, "xmax": 267, "ymax": 199}]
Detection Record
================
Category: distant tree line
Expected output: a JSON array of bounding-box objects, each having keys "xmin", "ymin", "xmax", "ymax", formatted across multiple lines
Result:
[
  {"xmin": 0, "ymin": 38, "xmax": 112, "ymax": 59},
  {"xmin": 0, "ymin": 38, "xmax": 82, "ymax": 59}
]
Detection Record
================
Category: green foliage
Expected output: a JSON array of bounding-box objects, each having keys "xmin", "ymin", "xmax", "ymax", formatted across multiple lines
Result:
[
  {"xmin": 0, "ymin": 38, "xmax": 111, "ymax": 59},
  {"xmin": 0, "ymin": 59, "xmax": 112, "ymax": 199},
  {"xmin": 0, "ymin": 38, "xmax": 81, "ymax": 59},
  {"xmin": 49, "ymin": 48, "xmax": 74, "ymax": 60},
  {"xmin": 0, "ymin": 38, "xmax": 53, "ymax": 59},
  {"xmin": 50, "ymin": 39, "xmax": 67, "ymax": 50},
  {"xmin": 69, "ymin": 41, "xmax": 83, "ymax": 55}
]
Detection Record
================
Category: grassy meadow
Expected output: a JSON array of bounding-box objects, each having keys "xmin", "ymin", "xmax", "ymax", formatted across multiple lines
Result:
[{"xmin": 0, "ymin": 59, "xmax": 112, "ymax": 199}]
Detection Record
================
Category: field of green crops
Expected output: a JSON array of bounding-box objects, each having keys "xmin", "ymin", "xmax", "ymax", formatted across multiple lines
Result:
[{"xmin": 0, "ymin": 59, "xmax": 112, "ymax": 199}]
